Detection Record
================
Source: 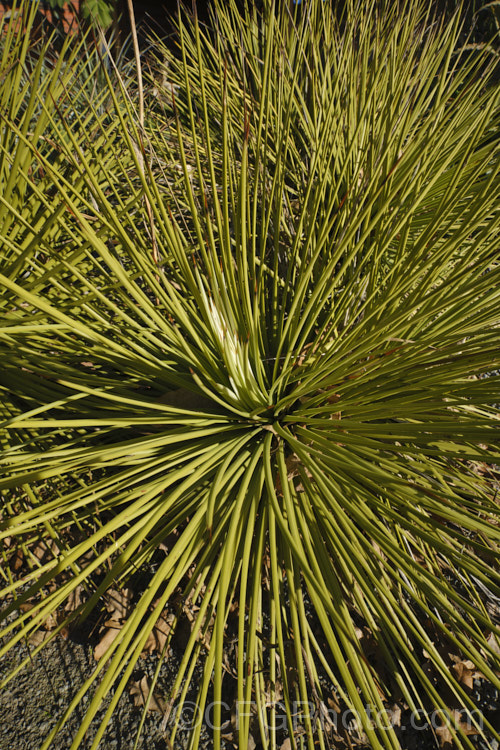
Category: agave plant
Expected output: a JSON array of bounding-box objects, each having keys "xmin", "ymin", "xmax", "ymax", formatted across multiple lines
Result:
[{"xmin": 1, "ymin": 1, "xmax": 500, "ymax": 749}]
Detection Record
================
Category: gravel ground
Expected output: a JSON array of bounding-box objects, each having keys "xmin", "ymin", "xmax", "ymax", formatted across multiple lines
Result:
[
  {"xmin": 1, "ymin": 630, "xmax": 500, "ymax": 750},
  {"xmin": 0, "ymin": 637, "xmax": 175, "ymax": 750}
]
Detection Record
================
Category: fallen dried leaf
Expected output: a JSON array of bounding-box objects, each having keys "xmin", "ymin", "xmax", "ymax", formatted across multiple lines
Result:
[
  {"xmin": 129, "ymin": 674, "xmax": 166, "ymax": 714},
  {"xmin": 10, "ymin": 548, "xmax": 24, "ymax": 572},
  {"xmin": 436, "ymin": 710, "xmax": 479, "ymax": 749},
  {"xmin": 435, "ymin": 721, "xmax": 453, "ymax": 749},
  {"xmin": 28, "ymin": 629, "xmax": 53, "ymax": 647},
  {"xmin": 141, "ymin": 610, "xmax": 174, "ymax": 655},
  {"xmin": 20, "ymin": 601, "xmax": 59, "ymax": 631},
  {"xmin": 94, "ymin": 624, "xmax": 122, "ymax": 661},
  {"xmin": 94, "ymin": 588, "xmax": 133, "ymax": 661},
  {"xmin": 487, "ymin": 632, "xmax": 500, "ymax": 656},
  {"xmin": 30, "ymin": 539, "xmax": 60, "ymax": 563},
  {"xmin": 451, "ymin": 658, "xmax": 476, "ymax": 690},
  {"xmin": 64, "ymin": 585, "xmax": 85, "ymax": 614},
  {"xmin": 387, "ymin": 704, "xmax": 401, "ymax": 728},
  {"xmin": 103, "ymin": 588, "xmax": 133, "ymax": 622}
]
